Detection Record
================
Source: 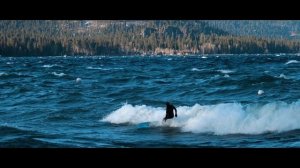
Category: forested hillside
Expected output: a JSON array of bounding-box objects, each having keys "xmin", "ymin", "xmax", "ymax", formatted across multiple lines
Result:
[{"xmin": 1, "ymin": 20, "xmax": 300, "ymax": 56}]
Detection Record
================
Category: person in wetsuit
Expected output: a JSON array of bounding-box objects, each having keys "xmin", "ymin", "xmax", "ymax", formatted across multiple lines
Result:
[{"xmin": 163, "ymin": 102, "xmax": 177, "ymax": 122}]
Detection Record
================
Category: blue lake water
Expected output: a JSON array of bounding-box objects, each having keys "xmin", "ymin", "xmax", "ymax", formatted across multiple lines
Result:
[{"xmin": 1, "ymin": 54, "xmax": 300, "ymax": 147}]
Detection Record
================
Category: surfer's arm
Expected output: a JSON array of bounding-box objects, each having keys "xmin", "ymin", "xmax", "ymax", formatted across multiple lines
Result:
[{"xmin": 174, "ymin": 106, "xmax": 177, "ymax": 117}]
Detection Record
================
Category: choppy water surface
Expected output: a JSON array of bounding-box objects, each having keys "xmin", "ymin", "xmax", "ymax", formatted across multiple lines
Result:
[{"xmin": 1, "ymin": 54, "xmax": 300, "ymax": 147}]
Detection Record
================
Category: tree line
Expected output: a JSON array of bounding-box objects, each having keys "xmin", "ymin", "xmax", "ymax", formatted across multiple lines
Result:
[{"xmin": 0, "ymin": 20, "xmax": 300, "ymax": 56}]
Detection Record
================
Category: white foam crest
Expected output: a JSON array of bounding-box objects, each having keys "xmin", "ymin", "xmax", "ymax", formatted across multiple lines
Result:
[
  {"xmin": 86, "ymin": 66, "xmax": 104, "ymax": 70},
  {"xmin": 278, "ymin": 73, "xmax": 289, "ymax": 79},
  {"xmin": 217, "ymin": 70, "xmax": 235, "ymax": 74},
  {"xmin": 111, "ymin": 68, "xmax": 124, "ymax": 70},
  {"xmin": 257, "ymin": 90, "xmax": 264, "ymax": 95},
  {"xmin": 52, "ymin": 72, "xmax": 66, "ymax": 77},
  {"xmin": 86, "ymin": 66, "xmax": 123, "ymax": 71},
  {"xmin": 102, "ymin": 101, "xmax": 300, "ymax": 135},
  {"xmin": 0, "ymin": 72, "xmax": 8, "ymax": 76},
  {"xmin": 102, "ymin": 104, "xmax": 165, "ymax": 124},
  {"xmin": 285, "ymin": 60, "xmax": 299, "ymax": 65},
  {"xmin": 76, "ymin": 78, "xmax": 81, "ymax": 83},
  {"xmin": 42, "ymin": 64, "xmax": 61, "ymax": 68},
  {"xmin": 191, "ymin": 68, "xmax": 201, "ymax": 71}
]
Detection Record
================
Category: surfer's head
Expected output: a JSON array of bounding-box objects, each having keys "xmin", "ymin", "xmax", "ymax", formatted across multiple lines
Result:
[{"xmin": 166, "ymin": 102, "xmax": 170, "ymax": 106}]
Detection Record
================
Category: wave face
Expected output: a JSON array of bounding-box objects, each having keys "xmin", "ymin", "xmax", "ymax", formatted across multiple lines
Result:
[{"xmin": 1, "ymin": 55, "xmax": 300, "ymax": 147}]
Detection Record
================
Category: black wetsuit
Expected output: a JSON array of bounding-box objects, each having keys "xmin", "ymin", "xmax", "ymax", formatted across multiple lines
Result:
[{"xmin": 164, "ymin": 104, "xmax": 177, "ymax": 121}]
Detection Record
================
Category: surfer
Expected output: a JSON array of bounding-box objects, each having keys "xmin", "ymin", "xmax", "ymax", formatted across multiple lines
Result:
[{"xmin": 163, "ymin": 102, "xmax": 177, "ymax": 122}]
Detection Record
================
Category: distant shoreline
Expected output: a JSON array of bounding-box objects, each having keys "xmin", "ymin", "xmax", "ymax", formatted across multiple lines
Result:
[{"xmin": 1, "ymin": 53, "xmax": 300, "ymax": 57}]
